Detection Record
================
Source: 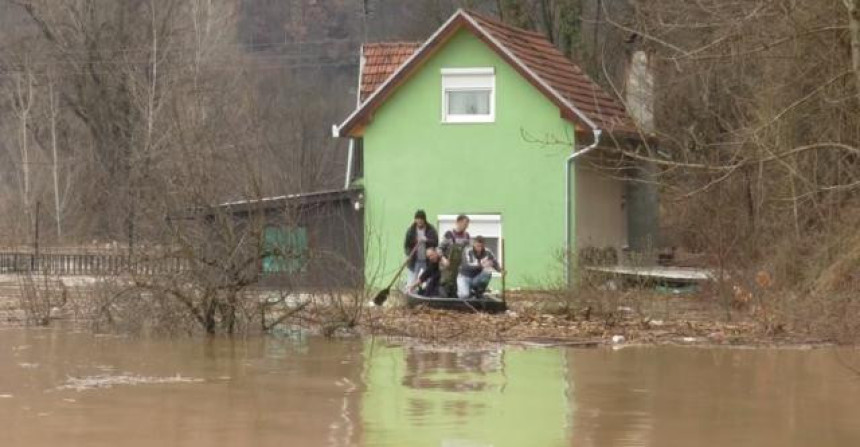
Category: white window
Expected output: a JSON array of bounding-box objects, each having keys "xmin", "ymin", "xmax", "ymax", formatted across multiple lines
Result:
[
  {"xmin": 437, "ymin": 214, "xmax": 503, "ymax": 270},
  {"xmin": 441, "ymin": 68, "xmax": 495, "ymax": 123}
]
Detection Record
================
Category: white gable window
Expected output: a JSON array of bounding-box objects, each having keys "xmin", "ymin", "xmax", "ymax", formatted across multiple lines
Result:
[
  {"xmin": 437, "ymin": 214, "xmax": 503, "ymax": 272},
  {"xmin": 441, "ymin": 68, "xmax": 495, "ymax": 123}
]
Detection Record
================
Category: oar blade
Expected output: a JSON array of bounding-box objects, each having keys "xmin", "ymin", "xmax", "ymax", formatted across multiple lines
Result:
[{"xmin": 372, "ymin": 287, "xmax": 391, "ymax": 306}]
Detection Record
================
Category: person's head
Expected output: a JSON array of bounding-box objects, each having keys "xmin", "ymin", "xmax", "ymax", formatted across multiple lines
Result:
[
  {"xmin": 426, "ymin": 248, "xmax": 440, "ymax": 262},
  {"xmin": 414, "ymin": 209, "xmax": 427, "ymax": 228},
  {"xmin": 455, "ymin": 214, "xmax": 470, "ymax": 232},
  {"xmin": 473, "ymin": 235, "xmax": 485, "ymax": 252}
]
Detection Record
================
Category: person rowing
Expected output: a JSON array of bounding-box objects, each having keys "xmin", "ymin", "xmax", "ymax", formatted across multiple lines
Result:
[
  {"xmin": 406, "ymin": 248, "xmax": 442, "ymax": 297},
  {"xmin": 402, "ymin": 209, "xmax": 438, "ymax": 291}
]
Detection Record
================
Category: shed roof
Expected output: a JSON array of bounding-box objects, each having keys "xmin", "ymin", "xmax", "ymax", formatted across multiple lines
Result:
[{"xmin": 340, "ymin": 9, "xmax": 639, "ymax": 139}]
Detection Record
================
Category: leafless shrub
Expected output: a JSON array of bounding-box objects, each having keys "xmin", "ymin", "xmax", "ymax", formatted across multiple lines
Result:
[{"xmin": 16, "ymin": 271, "xmax": 67, "ymax": 325}]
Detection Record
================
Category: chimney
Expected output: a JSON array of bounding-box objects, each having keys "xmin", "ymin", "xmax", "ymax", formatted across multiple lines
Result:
[{"xmin": 625, "ymin": 50, "xmax": 654, "ymax": 134}]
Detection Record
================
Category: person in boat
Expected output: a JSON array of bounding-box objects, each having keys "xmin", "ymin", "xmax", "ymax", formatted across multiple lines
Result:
[
  {"xmin": 407, "ymin": 248, "xmax": 442, "ymax": 297},
  {"xmin": 403, "ymin": 209, "xmax": 438, "ymax": 290},
  {"xmin": 438, "ymin": 214, "xmax": 470, "ymax": 297},
  {"xmin": 457, "ymin": 236, "xmax": 501, "ymax": 299}
]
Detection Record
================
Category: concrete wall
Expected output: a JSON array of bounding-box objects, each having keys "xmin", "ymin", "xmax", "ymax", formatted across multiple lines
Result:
[{"xmin": 575, "ymin": 163, "xmax": 628, "ymax": 254}]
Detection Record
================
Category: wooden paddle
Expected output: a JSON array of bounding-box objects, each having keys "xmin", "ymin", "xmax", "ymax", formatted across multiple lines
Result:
[
  {"xmin": 373, "ymin": 245, "xmax": 419, "ymax": 306},
  {"xmin": 500, "ymin": 238, "xmax": 507, "ymax": 305}
]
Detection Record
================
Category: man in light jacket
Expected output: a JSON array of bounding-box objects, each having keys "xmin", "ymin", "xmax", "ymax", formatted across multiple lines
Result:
[{"xmin": 456, "ymin": 236, "xmax": 501, "ymax": 299}]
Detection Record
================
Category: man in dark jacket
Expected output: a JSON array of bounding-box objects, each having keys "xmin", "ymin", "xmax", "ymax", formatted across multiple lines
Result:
[
  {"xmin": 407, "ymin": 248, "xmax": 442, "ymax": 296},
  {"xmin": 403, "ymin": 210, "xmax": 438, "ymax": 289},
  {"xmin": 456, "ymin": 236, "xmax": 501, "ymax": 299}
]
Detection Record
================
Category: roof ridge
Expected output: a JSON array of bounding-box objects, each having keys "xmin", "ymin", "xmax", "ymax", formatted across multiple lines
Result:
[
  {"xmin": 363, "ymin": 41, "xmax": 422, "ymax": 46},
  {"xmin": 462, "ymin": 9, "xmax": 547, "ymax": 38}
]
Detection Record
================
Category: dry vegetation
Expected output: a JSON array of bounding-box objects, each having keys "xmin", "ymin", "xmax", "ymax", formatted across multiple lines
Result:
[
  {"xmin": 609, "ymin": 1, "xmax": 860, "ymax": 343},
  {"xmin": 1, "ymin": 1, "xmax": 859, "ymax": 345}
]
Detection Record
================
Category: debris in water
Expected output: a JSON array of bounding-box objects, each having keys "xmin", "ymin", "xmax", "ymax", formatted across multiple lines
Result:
[
  {"xmin": 611, "ymin": 335, "xmax": 626, "ymax": 344},
  {"xmin": 0, "ymin": 394, "xmax": 13, "ymax": 399},
  {"xmin": 17, "ymin": 362, "xmax": 39, "ymax": 369},
  {"xmin": 55, "ymin": 373, "xmax": 204, "ymax": 392},
  {"xmin": 708, "ymin": 331, "xmax": 726, "ymax": 343}
]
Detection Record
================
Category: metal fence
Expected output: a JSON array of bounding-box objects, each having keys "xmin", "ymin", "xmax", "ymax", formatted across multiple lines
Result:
[{"xmin": 0, "ymin": 252, "xmax": 189, "ymax": 276}]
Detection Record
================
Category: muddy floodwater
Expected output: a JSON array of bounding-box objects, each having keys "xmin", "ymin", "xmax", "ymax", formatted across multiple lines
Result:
[{"xmin": 2, "ymin": 327, "xmax": 859, "ymax": 447}]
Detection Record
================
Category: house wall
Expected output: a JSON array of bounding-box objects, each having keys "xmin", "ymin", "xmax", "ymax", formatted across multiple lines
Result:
[
  {"xmin": 575, "ymin": 163, "xmax": 628, "ymax": 256},
  {"xmin": 361, "ymin": 29, "xmax": 577, "ymax": 288},
  {"xmin": 254, "ymin": 199, "xmax": 364, "ymax": 289}
]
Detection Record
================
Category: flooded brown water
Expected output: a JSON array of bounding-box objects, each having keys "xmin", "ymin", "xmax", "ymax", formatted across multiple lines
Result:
[{"xmin": 1, "ymin": 327, "xmax": 859, "ymax": 447}]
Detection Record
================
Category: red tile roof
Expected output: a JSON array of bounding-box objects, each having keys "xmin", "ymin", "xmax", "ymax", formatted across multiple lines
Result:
[
  {"xmin": 467, "ymin": 11, "xmax": 635, "ymax": 134},
  {"xmin": 360, "ymin": 42, "xmax": 421, "ymax": 103},
  {"xmin": 344, "ymin": 9, "xmax": 639, "ymax": 138}
]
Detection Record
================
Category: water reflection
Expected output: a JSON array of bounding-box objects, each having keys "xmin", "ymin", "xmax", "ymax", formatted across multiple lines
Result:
[
  {"xmin": 567, "ymin": 347, "xmax": 860, "ymax": 447},
  {"xmin": 2, "ymin": 327, "xmax": 860, "ymax": 447},
  {"xmin": 362, "ymin": 342, "xmax": 570, "ymax": 447}
]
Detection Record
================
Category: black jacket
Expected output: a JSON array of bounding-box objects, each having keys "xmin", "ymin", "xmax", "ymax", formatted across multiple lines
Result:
[
  {"xmin": 403, "ymin": 223, "xmax": 439, "ymax": 270},
  {"xmin": 459, "ymin": 246, "xmax": 500, "ymax": 278}
]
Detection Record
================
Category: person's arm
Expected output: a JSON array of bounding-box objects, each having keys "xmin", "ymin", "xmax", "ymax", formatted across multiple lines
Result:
[
  {"xmin": 486, "ymin": 250, "xmax": 502, "ymax": 272},
  {"xmin": 409, "ymin": 267, "xmax": 429, "ymax": 291},
  {"xmin": 406, "ymin": 278, "xmax": 420, "ymax": 292},
  {"xmin": 438, "ymin": 231, "xmax": 451, "ymax": 264},
  {"xmin": 403, "ymin": 227, "xmax": 414, "ymax": 256},
  {"xmin": 418, "ymin": 267, "xmax": 430, "ymax": 283}
]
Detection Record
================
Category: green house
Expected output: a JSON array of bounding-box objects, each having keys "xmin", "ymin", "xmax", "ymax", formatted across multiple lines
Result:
[{"xmin": 333, "ymin": 10, "xmax": 650, "ymax": 289}]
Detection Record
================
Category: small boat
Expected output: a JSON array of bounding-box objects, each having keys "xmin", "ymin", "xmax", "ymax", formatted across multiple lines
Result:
[{"xmin": 405, "ymin": 291, "xmax": 507, "ymax": 314}]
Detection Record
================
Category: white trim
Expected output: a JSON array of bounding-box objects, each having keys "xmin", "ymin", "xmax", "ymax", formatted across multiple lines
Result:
[
  {"xmin": 441, "ymin": 68, "xmax": 495, "ymax": 123},
  {"xmin": 441, "ymin": 67, "xmax": 495, "ymax": 76},
  {"xmin": 438, "ymin": 214, "xmax": 501, "ymax": 223},
  {"xmin": 357, "ymin": 45, "xmax": 367, "ymax": 106},
  {"xmin": 345, "ymin": 139, "xmax": 354, "ymax": 189},
  {"xmin": 564, "ymin": 128, "xmax": 602, "ymax": 285},
  {"xmin": 345, "ymin": 45, "xmax": 368, "ymax": 187},
  {"xmin": 443, "ymin": 113, "xmax": 495, "ymax": 123},
  {"xmin": 437, "ymin": 214, "xmax": 504, "ymax": 274}
]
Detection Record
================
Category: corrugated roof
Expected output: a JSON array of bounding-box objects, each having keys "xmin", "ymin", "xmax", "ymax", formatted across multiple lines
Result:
[{"xmin": 342, "ymin": 9, "xmax": 639, "ymax": 138}]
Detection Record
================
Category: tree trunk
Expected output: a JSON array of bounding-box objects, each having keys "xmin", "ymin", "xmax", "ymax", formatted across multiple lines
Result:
[
  {"xmin": 846, "ymin": 0, "xmax": 860, "ymax": 103},
  {"xmin": 48, "ymin": 74, "xmax": 63, "ymax": 240}
]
